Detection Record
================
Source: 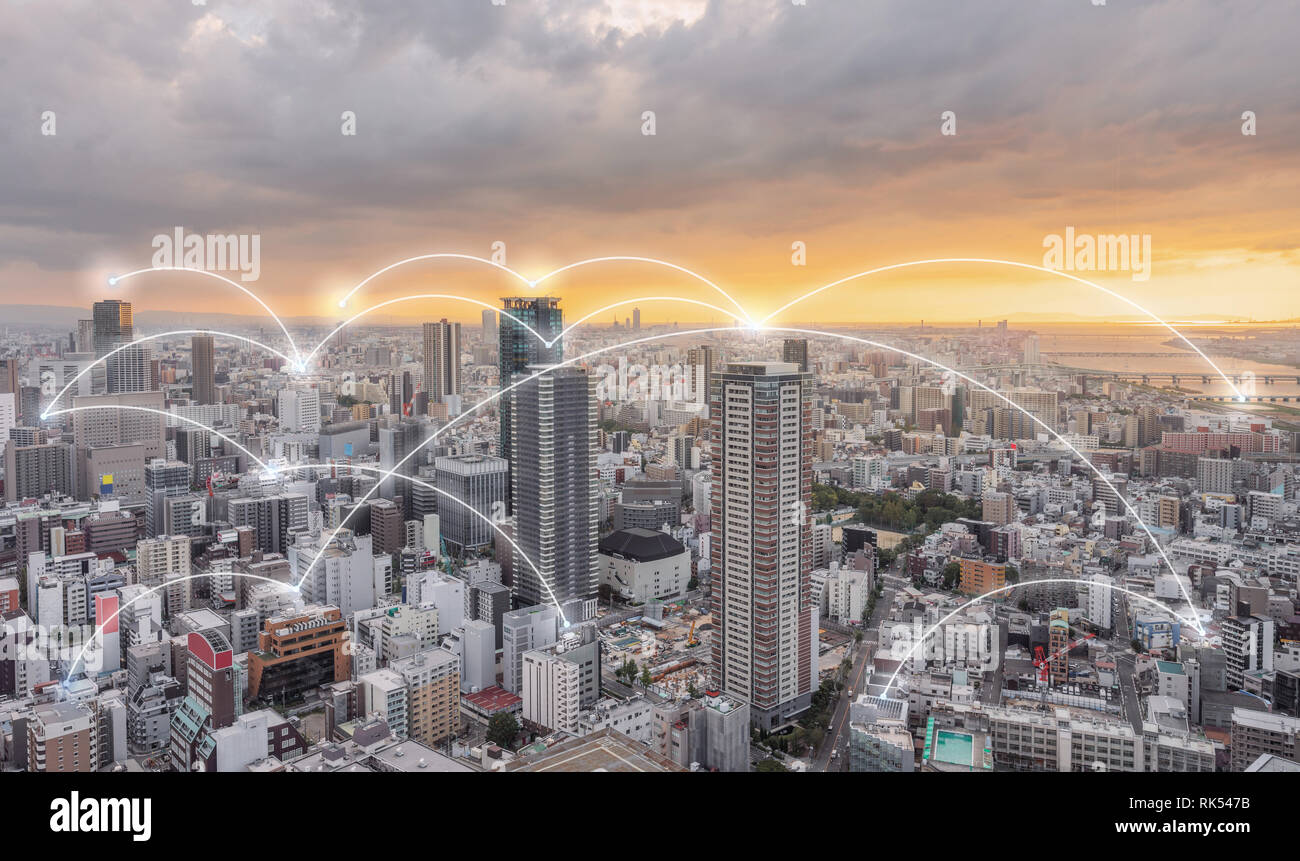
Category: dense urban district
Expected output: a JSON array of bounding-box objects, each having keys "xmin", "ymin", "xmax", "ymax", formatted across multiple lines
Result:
[{"xmin": 2, "ymin": 298, "xmax": 1299, "ymax": 774}]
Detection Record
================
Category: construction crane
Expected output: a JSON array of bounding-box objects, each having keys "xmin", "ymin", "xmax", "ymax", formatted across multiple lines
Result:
[
  {"xmin": 686, "ymin": 619, "xmax": 699, "ymax": 647},
  {"xmin": 1032, "ymin": 630, "xmax": 1096, "ymax": 708},
  {"xmin": 439, "ymin": 536, "xmax": 460, "ymax": 577}
]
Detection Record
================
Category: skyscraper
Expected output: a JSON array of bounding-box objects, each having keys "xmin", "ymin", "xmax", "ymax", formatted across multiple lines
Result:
[
  {"xmin": 481, "ymin": 308, "xmax": 496, "ymax": 342},
  {"xmin": 499, "ymin": 297, "xmax": 563, "ymax": 466},
  {"xmin": 75, "ymin": 319, "xmax": 94, "ymax": 354},
  {"xmin": 105, "ymin": 343, "xmax": 151, "ymax": 394},
  {"xmin": 0, "ymin": 358, "xmax": 17, "ymax": 395},
  {"xmin": 782, "ymin": 338, "xmax": 809, "ymax": 373},
  {"xmin": 686, "ymin": 344, "xmax": 714, "ymax": 408},
  {"xmin": 435, "ymin": 454, "xmax": 509, "ymax": 554},
  {"xmin": 711, "ymin": 361, "xmax": 817, "ymax": 731},
  {"xmin": 92, "ymin": 299, "xmax": 133, "ymax": 359},
  {"xmin": 422, "ymin": 319, "xmax": 462, "ymax": 404},
  {"xmin": 510, "ymin": 365, "xmax": 597, "ymax": 608},
  {"xmin": 1023, "ymin": 334, "xmax": 1041, "ymax": 365},
  {"xmin": 191, "ymin": 334, "xmax": 216, "ymax": 405}
]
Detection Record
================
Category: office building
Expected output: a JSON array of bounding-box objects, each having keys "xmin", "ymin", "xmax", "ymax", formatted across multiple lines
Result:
[
  {"xmin": 434, "ymin": 453, "xmax": 508, "ymax": 553},
  {"xmin": 246, "ymin": 605, "xmax": 349, "ymax": 703},
  {"xmin": 92, "ymin": 298, "xmax": 133, "ymax": 359},
  {"xmin": 782, "ymin": 338, "xmax": 809, "ymax": 373}
]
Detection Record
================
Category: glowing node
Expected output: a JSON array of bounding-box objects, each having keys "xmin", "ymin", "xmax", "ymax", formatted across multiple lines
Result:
[
  {"xmin": 338, "ymin": 299, "xmax": 347, "ymax": 308},
  {"xmin": 107, "ymin": 275, "xmax": 118, "ymax": 286}
]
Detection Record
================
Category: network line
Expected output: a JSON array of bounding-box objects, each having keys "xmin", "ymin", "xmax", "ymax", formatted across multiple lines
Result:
[
  {"xmin": 282, "ymin": 463, "xmax": 564, "ymax": 620},
  {"xmin": 333, "ymin": 252, "xmax": 753, "ymax": 324},
  {"xmin": 757, "ymin": 258, "xmax": 1246, "ymax": 401},
  {"xmin": 303, "ymin": 293, "xmax": 744, "ymax": 369},
  {"xmin": 107, "ymin": 267, "xmax": 302, "ymax": 366},
  {"xmin": 41, "ymin": 329, "xmax": 295, "ymax": 419},
  {"xmin": 294, "ymin": 322, "xmax": 1202, "ymax": 635},
  {"xmin": 880, "ymin": 578, "xmax": 1206, "ymax": 701},
  {"xmin": 65, "ymin": 466, "xmax": 555, "ymax": 682},
  {"xmin": 778, "ymin": 326, "xmax": 1205, "ymax": 634},
  {"xmin": 42, "ymin": 404, "xmax": 271, "ymax": 473}
]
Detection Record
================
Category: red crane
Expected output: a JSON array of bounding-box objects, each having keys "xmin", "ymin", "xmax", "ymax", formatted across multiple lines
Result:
[{"xmin": 1032, "ymin": 631, "xmax": 1096, "ymax": 705}]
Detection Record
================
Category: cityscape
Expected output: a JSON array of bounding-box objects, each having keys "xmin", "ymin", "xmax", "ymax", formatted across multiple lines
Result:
[{"xmin": 0, "ymin": 1, "xmax": 1297, "ymax": 815}]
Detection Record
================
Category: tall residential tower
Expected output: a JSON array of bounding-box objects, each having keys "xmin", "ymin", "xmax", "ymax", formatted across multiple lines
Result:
[{"xmin": 710, "ymin": 361, "xmax": 817, "ymax": 731}]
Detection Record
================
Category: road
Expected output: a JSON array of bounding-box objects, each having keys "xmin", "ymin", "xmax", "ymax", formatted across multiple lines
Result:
[{"xmin": 813, "ymin": 562, "xmax": 899, "ymax": 772}]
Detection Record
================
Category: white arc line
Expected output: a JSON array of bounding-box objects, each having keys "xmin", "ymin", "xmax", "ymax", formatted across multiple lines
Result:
[
  {"xmin": 551, "ymin": 296, "xmax": 745, "ymax": 343},
  {"xmin": 43, "ymin": 404, "xmax": 271, "ymax": 473},
  {"xmin": 282, "ymin": 463, "xmax": 566, "ymax": 619},
  {"xmin": 303, "ymin": 294, "xmax": 548, "ymax": 367},
  {"xmin": 306, "ymin": 293, "xmax": 745, "ymax": 366},
  {"xmin": 297, "ymin": 322, "xmax": 1201, "ymax": 638},
  {"xmin": 757, "ymin": 258, "xmax": 1245, "ymax": 401},
  {"xmin": 67, "ymin": 463, "xmax": 560, "ymax": 682},
  {"xmin": 880, "ymin": 578, "xmax": 1205, "ymax": 700},
  {"xmin": 108, "ymin": 267, "xmax": 302, "ymax": 364},
  {"xmin": 777, "ymin": 326, "xmax": 1204, "ymax": 635},
  {"xmin": 65, "ymin": 572, "xmax": 294, "ymax": 683},
  {"xmin": 41, "ymin": 330, "xmax": 294, "ymax": 419},
  {"xmin": 335, "ymin": 252, "xmax": 752, "ymax": 323}
]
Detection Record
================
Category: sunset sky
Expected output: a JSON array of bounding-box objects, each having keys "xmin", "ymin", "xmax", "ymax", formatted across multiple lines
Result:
[{"xmin": 1, "ymin": 0, "xmax": 1297, "ymax": 327}]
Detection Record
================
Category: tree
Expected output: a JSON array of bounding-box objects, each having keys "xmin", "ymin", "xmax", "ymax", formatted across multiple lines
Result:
[
  {"xmin": 640, "ymin": 664, "xmax": 654, "ymax": 687},
  {"xmin": 486, "ymin": 712, "xmax": 519, "ymax": 748},
  {"xmin": 687, "ymin": 575, "xmax": 699, "ymax": 591},
  {"xmin": 1004, "ymin": 564, "xmax": 1020, "ymax": 585},
  {"xmin": 941, "ymin": 561, "xmax": 961, "ymax": 590},
  {"xmin": 1131, "ymin": 639, "xmax": 1145, "ymax": 654},
  {"xmin": 756, "ymin": 758, "xmax": 788, "ymax": 772}
]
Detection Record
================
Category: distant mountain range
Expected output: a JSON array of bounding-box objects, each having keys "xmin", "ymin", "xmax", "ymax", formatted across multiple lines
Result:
[{"xmin": 1, "ymin": 303, "xmax": 1291, "ymax": 332}]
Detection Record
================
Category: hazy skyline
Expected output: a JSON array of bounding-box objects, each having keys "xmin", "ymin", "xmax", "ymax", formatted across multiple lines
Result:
[{"xmin": 2, "ymin": 0, "xmax": 1297, "ymax": 326}]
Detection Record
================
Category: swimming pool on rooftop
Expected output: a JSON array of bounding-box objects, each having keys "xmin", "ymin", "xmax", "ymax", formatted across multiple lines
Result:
[{"xmin": 933, "ymin": 730, "xmax": 974, "ymax": 767}]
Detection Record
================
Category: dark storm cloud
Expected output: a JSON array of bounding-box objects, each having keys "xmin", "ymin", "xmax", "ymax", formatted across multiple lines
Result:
[{"xmin": 0, "ymin": 0, "xmax": 1295, "ymax": 277}]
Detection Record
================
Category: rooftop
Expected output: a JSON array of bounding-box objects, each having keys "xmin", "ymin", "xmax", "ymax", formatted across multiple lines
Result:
[
  {"xmin": 598, "ymin": 528, "xmax": 686, "ymax": 562},
  {"xmin": 504, "ymin": 728, "xmax": 686, "ymax": 773}
]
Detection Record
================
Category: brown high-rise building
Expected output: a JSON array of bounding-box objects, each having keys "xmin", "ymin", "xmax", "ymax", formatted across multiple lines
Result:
[
  {"xmin": 246, "ymin": 605, "xmax": 348, "ymax": 702},
  {"xmin": 369, "ymin": 498, "xmax": 405, "ymax": 555},
  {"xmin": 191, "ymin": 333, "xmax": 216, "ymax": 404},
  {"xmin": 392, "ymin": 650, "xmax": 461, "ymax": 747},
  {"xmin": 422, "ymin": 319, "xmax": 461, "ymax": 404},
  {"xmin": 186, "ymin": 630, "xmax": 237, "ymax": 728},
  {"xmin": 782, "ymin": 338, "xmax": 809, "ymax": 373},
  {"xmin": 1048, "ymin": 610, "xmax": 1070, "ymax": 685},
  {"xmin": 710, "ymin": 361, "xmax": 815, "ymax": 731},
  {"xmin": 0, "ymin": 358, "xmax": 18, "ymax": 395},
  {"xmin": 28, "ymin": 702, "xmax": 97, "ymax": 772},
  {"xmin": 92, "ymin": 298, "xmax": 133, "ymax": 358}
]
